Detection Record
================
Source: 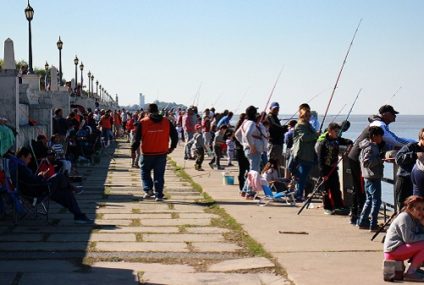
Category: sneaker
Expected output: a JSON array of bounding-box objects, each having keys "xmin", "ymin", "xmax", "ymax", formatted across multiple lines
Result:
[
  {"xmin": 227, "ymin": 163, "xmax": 234, "ymax": 167},
  {"xmin": 358, "ymin": 224, "xmax": 370, "ymax": 230},
  {"xmin": 370, "ymin": 225, "xmax": 382, "ymax": 232},
  {"xmin": 217, "ymin": 166, "xmax": 225, "ymax": 170},
  {"xmin": 208, "ymin": 162, "xmax": 214, "ymax": 169},
  {"xmin": 143, "ymin": 190, "xmax": 154, "ymax": 199},
  {"xmin": 197, "ymin": 168, "xmax": 205, "ymax": 171},
  {"xmin": 349, "ymin": 216, "xmax": 357, "ymax": 225},
  {"xmin": 74, "ymin": 215, "xmax": 94, "ymax": 224},
  {"xmin": 155, "ymin": 197, "xmax": 163, "ymax": 202},
  {"xmin": 324, "ymin": 209, "xmax": 335, "ymax": 215},
  {"xmin": 334, "ymin": 208, "xmax": 350, "ymax": 216},
  {"xmin": 404, "ymin": 271, "xmax": 424, "ymax": 282}
]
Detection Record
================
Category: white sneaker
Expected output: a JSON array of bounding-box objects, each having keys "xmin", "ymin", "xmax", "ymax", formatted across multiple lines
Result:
[{"xmin": 143, "ymin": 190, "xmax": 154, "ymax": 199}]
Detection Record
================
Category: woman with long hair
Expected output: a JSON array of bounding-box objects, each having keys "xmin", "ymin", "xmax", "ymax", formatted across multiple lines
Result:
[{"xmin": 234, "ymin": 113, "xmax": 249, "ymax": 192}]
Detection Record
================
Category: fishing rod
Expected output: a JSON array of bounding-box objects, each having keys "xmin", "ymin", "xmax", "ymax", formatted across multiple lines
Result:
[
  {"xmin": 338, "ymin": 88, "xmax": 362, "ymax": 136},
  {"xmin": 233, "ymin": 87, "xmax": 250, "ymax": 114},
  {"xmin": 319, "ymin": 19, "xmax": 363, "ymax": 134},
  {"xmin": 384, "ymin": 86, "xmax": 402, "ymax": 105},
  {"xmin": 192, "ymin": 83, "xmax": 202, "ymax": 106},
  {"xmin": 330, "ymin": 104, "xmax": 347, "ymax": 123},
  {"xmin": 261, "ymin": 66, "xmax": 285, "ymax": 120},
  {"xmin": 281, "ymin": 88, "xmax": 327, "ymax": 125}
]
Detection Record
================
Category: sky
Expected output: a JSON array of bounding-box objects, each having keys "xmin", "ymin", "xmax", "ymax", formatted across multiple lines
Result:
[{"xmin": 1, "ymin": 0, "xmax": 423, "ymax": 115}]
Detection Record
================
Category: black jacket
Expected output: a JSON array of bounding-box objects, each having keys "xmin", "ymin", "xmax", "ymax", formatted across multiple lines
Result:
[{"xmin": 267, "ymin": 113, "xmax": 288, "ymax": 145}]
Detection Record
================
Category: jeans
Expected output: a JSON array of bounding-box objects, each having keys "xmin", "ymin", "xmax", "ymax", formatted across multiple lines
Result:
[
  {"xmin": 245, "ymin": 149, "xmax": 261, "ymax": 172},
  {"xmin": 348, "ymin": 158, "xmax": 365, "ymax": 219},
  {"xmin": 237, "ymin": 148, "xmax": 250, "ymax": 191},
  {"xmin": 293, "ymin": 160, "xmax": 314, "ymax": 200},
  {"xmin": 358, "ymin": 178, "xmax": 382, "ymax": 228},
  {"xmin": 101, "ymin": 128, "xmax": 113, "ymax": 145},
  {"xmin": 140, "ymin": 154, "xmax": 167, "ymax": 199}
]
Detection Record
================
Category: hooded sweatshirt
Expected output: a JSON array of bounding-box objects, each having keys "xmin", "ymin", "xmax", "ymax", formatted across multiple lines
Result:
[
  {"xmin": 411, "ymin": 157, "xmax": 424, "ymax": 196},
  {"xmin": 359, "ymin": 138, "xmax": 384, "ymax": 179}
]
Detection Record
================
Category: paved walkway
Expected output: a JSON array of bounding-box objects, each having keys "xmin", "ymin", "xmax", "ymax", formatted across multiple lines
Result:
[
  {"xmin": 170, "ymin": 147, "xmax": 409, "ymax": 285},
  {"xmin": 0, "ymin": 142, "xmax": 287, "ymax": 285}
]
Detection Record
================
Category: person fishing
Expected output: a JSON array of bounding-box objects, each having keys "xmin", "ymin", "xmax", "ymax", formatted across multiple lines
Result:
[{"xmin": 266, "ymin": 102, "xmax": 288, "ymax": 169}]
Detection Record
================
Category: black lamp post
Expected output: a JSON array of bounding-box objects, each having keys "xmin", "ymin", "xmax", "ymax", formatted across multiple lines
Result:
[
  {"xmin": 99, "ymin": 85, "xmax": 102, "ymax": 101},
  {"xmin": 87, "ymin": 71, "xmax": 91, "ymax": 97},
  {"xmin": 96, "ymin": 80, "xmax": 99, "ymax": 97},
  {"xmin": 74, "ymin": 56, "xmax": 78, "ymax": 90},
  {"xmin": 91, "ymin": 74, "xmax": 94, "ymax": 98},
  {"xmin": 79, "ymin": 62, "xmax": 84, "ymax": 93},
  {"xmin": 44, "ymin": 61, "xmax": 49, "ymax": 90},
  {"xmin": 56, "ymin": 36, "xmax": 63, "ymax": 85},
  {"xmin": 25, "ymin": 0, "xmax": 34, "ymax": 74}
]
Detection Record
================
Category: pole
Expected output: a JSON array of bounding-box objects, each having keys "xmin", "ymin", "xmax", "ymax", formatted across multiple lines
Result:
[
  {"xmin": 262, "ymin": 66, "xmax": 284, "ymax": 117},
  {"xmin": 319, "ymin": 19, "xmax": 362, "ymax": 133},
  {"xmin": 385, "ymin": 86, "xmax": 402, "ymax": 105},
  {"xmin": 59, "ymin": 49, "xmax": 62, "ymax": 85},
  {"xmin": 28, "ymin": 21, "xmax": 33, "ymax": 73},
  {"xmin": 330, "ymin": 104, "xmax": 347, "ymax": 123}
]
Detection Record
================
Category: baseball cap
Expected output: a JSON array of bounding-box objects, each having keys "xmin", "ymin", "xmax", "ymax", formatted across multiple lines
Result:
[
  {"xmin": 379, "ymin": 105, "xmax": 399, "ymax": 115},
  {"xmin": 270, "ymin": 102, "xmax": 280, "ymax": 110}
]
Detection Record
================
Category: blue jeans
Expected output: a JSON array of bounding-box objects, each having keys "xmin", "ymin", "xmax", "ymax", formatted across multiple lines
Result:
[
  {"xmin": 293, "ymin": 160, "xmax": 314, "ymax": 200},
  {"xmin": 101, "ymin": 128, "xmax": 113, "ymax": 145},
  {"xmin": 358, "ymin": 178, "xmax": 382, "ymax": 228},
  {"xmin": 245, "ymin": 149, "xmax": 261, "ymax": 172},
  {"xmin": 140, "ymin": 154, "xmax": 167, "ymax": 198}
]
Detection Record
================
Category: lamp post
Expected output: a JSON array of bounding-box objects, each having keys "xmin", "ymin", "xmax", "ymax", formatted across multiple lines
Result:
[
  {"xmin": 44, "ymin": 61, "xmax": 49, "ymax": 90},
  {"xmin": 79, "ymin": 62, "xmax": 84, "ymax": 94},
  {"xmin": 56, "ymin": 36, "xmax": 63, "ymax": 85},
  {"xmin": 74, "ymin": 56, "xmax": 78, "ymax": 91},
  {"xmin": 96, "ymin": 80, "xmax": 99, "ymax": 98},
  {"xmin": 91, "ymin": 74, "xmax": 94, "ymax": 98},
  {"xmin": 87, "ymin": 71, "xmax": 91, "ymax": 97},
  {"xmin": 99, "ymin": 85, "xmax": 102, "ymax": 101},
  {"xmin": 24, "ymin": 0, "xmax": 34, "ymax": 73}
]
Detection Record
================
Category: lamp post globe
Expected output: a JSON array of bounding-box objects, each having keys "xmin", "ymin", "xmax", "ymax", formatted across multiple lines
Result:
[
  {"xmin": 56, "ymin": 36, "xmax": 63, "ymax": 85},
  {"xmin": 25, "ymin": 1, "xmax": 35, "ymax": 73}
]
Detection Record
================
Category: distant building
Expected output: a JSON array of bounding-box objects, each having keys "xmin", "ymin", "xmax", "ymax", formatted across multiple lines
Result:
[{"xmin": 139, "ymin": 93, "xmax": 145, "ymax": 108}]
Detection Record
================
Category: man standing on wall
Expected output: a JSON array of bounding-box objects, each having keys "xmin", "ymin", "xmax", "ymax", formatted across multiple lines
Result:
[{"xmin": 131, "ymin": 103, "xmax": 178, "ymax": 201}]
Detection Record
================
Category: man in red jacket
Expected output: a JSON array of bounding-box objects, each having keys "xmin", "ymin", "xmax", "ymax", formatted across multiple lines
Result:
[{"xmin": 132, "ymin": 104, "xmax": 178, "ymax": 201}]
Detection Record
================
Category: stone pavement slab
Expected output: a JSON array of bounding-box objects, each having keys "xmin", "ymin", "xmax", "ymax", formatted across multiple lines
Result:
[
  {"xmin": 208, "ymin": 257, "xmax": 275, "ymax": 272},
  {"xmin": 95, "ymin": 242, "xmax": 188, "ymax": 252},
  {"xmin": 191, "ymin": 242, "xmax": 242, "ymax": 252},
  {"xmin": 185, "ymin": 227, "xmax": 230, "ymax": 234},
  {"xmin": 143, "ymin": 233, "xmax": 225, "ymax": 242},
  {"xmin": 95, "ymin": 226, "xmax": 180, "ymax": 233},
  {"xmin": 47, "ymin": 233, "xmax": 136, "ymax": 242},
  {"xmin": 92, "ymin": 261, "xmax": 195, "ymax": 273},
  {"xmin": 141, "ymin": 218, "xmax": 211, "ymax": 226},
  {"xmin": 141, "ymin": 272, "xmax": 288, "ymax": 285},
  {"xmin": 0, "ymin": 260, "xmax": 79, "ymax": 272},
  {"xmin": 19, "ymin": 272, "xmax": 138, "ymax": 285},
  {"xmin": 0, "ymin": 242, "xmax": 88, "ymax": 251},
  {"xmin": 102, "ymin": 213, "xmax": 172, "ymax": 219}
]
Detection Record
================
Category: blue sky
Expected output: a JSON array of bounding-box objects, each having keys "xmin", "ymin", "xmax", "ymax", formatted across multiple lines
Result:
[{"xmin": 1, "ymin": 0, "xmax": 423, "ymax": 114}]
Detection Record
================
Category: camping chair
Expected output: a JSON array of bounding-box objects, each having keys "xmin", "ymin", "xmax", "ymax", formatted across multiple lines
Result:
[{"xmin": 3, "ymin": 156, "xmax": 50, "ymax": 224}]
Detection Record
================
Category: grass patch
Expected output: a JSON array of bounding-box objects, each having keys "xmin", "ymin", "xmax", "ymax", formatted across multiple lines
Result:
[
  {"xmin": 95, "ymin": 213, "xmax": 104, "ymax": 220},
  {"xmin": 132, "ymin": 208, "xmax": 141, "ymax": 214},
  {"xmin": 178, "ymin": 225, "xmax": 188, "ymax": 233},
  {"xmin": 130, "ymin": 219, "xmax": 141, "ymax": 226},
  {"xmin": 168, "ymin": 203, "xmax": 175, "ymax": 210},
  {"xmin": 171, "ymin": 212, "xmax": 179, "ymax": 219},
  {"xmin": 135, "ymin": 233, "xmax": 144, "ymax": 242},
  {"xmin": 88, "ymin": 241, "xmax": 97, "ymax": 252},
  {"xmin": 185, "ymin": 241, "xmax": 195, "ymax": 252}
]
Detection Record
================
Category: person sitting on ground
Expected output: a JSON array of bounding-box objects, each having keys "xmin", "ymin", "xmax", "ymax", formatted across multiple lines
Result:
[
  {"xmin": 395, "ymin": 128, "xmax": 424, "ymax": 208},
  {"xmin": 357, "ymin": 126, "xmax": 386, "ymax": 231},
  {"xmin": 261, "ymin": 158, "xmax": 287, "ymax": 193},
  {"xmin": 209, "ymin": 124, "xmax": 228, "ymax": 170},
  {"xmin": 412, "ymin": 152, "xmax": 424, "ymax": 197},
  {"xmin": 190, "ymin": 124, "xmax": 206, "ymax": 171},
  {"xmin": 10, "ymin": 147, "xmax": 91, "ymax": 223},
  {"xmin": 315, "ymin": 122, "xmax": 353, "ymax": 215},
  {"xmin": 384, "ymin": 195, "xmax": 424, "ymax": 282}
]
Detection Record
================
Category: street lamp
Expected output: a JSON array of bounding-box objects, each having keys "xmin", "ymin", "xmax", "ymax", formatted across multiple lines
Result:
[
  {"xmin": 87, "ymin": 71, "xmax": 91, "ymax": 97},
  {"xmin": 96, "ymin": 80, "xmax": 99, "ymax": 97},
  {"xmin": 74, "ymin": 56, "xmax": 78, "ymax": 90},
  {"xmin": 91, "ymin": 74, "xmax": 94, "ymax": 98},
  {"xmin": 56, "ymin": 36, "xmax": 63, "ymax": 85},
  {"xmin": 24, "ymin": 0, "xmax": 35, "ymax": 73},
  {"xmin": 79, "ymin": 62, "xmax": 84, "ymax": 93},
  {"xmin": 44, "ymin": 61, "xmax": 49, "ymax": 90}
]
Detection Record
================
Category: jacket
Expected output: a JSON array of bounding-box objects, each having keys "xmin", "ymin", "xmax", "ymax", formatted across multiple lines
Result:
[
  {"xmin": 291, "ymin": 121, "xmax": 318, "ymax": 163},
  {"xmin": 315, "ymin": 132, "xmax": 352, "ymax": 176},
  {"xmin": 395, "ymin": 142, "xmax": 424, "ymax": 177},
  {"xmin": 412, "ymin": 160, "xmax": 424, "ymax": 196},
  {"xmin": 266, "ymin": 113, "xmax": 288, "ymax": 145},
  {"xmin": 359, "ymin": 138, "xmax": 384, "ymax": 179},
  {"xmin": 131, "ymin": 113, "xmax": 178, "ymax": 155},
  {"xmin": 384, "ymin": 212, "xmax": 424, "ymax": 252}
]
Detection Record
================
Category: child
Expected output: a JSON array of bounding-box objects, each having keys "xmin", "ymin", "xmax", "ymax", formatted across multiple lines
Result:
[
  {"xmin": 226, "ymin": 132, "xmax": 235, "ymax": 167},
  {"xmin": 261, "ymin": 159, "xmax": 287, "ymax": 192},
  {"xmin": 209, "ymin": 125, "xmax": 228, "ymax": 170},
  {"xmin": 315, "ymin": 122, "xmax": 353, "ymax": 215},
  {"xmin": 384, "ymin": 195, "xmax": 424, "ymax": 282},
  {"xmin": 50, "ymin": 134, "xmax": 72, "ymax": 175},
  {"xmin": 357, "ymin": 126, "xmax": 385, "ymax": 231},
  {"xmin": 191, "ymin": 124, "xmax": 206, "ymax": 171},
  {"xmin": 412, "ymin": 152, "xmax": 424, "ymax": 196}
]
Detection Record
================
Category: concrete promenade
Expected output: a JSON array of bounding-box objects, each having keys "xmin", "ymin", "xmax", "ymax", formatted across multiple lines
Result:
[
  {"xmin": 169, "ymin": 147, "xmax": 409, "ymax": 285},
  {"xmin": 0, "ymin": 142, "xmax": 287, "ymax": 285}
]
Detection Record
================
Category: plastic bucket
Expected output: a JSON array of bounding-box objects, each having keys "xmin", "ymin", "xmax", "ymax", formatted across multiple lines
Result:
[{"xmin": 223, "ymin": 175, "xmax": 234, "ymax": 185}]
